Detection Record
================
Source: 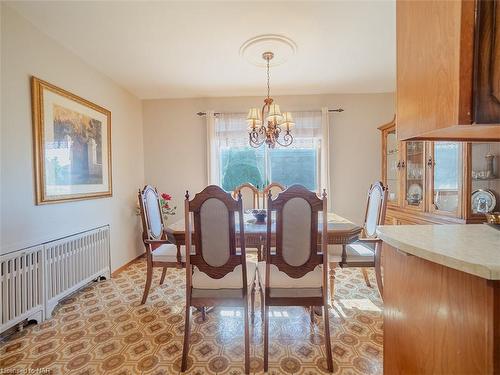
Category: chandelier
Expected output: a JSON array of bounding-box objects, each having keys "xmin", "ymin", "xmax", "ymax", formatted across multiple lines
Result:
[{"xmin": 247, "ymin": 52, "xmax": 294, "ymax": 148}]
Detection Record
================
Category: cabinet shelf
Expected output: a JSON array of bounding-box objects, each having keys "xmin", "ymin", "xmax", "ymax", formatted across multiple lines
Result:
[
  {"xmin": 406, "ymin": 151, "xmax": 424, "ymax": 157},
  {"xmin": 472, "ymin": 177, "xmax": 499, "ymax": 181}
]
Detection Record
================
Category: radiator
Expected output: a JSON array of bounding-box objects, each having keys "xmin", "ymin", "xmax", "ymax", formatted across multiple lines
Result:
[
  {"xmin": 45, "ymin": 226, "xmax": 110, "ymax": 317},
  {"xmin": 0, "ymin": 226, "xmax": 111, "ymax": 333},
  {"xmin": 0, "ymin": 245, "xmax": 44, "ymax": 333}
]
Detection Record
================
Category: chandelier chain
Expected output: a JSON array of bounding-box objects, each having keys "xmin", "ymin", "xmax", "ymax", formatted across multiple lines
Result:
[{"xmin": 266, "ymin": 57, "xmax": 270, "ymax": 99}]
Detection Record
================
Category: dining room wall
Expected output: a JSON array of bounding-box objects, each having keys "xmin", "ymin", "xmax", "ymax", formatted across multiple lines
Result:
[
  {"xmin": 0, "ymin": 5, "xmax": 145, "ymax": 270},
  {"xmin": 142, "ymin": 93, "xmax": 395, "ymax": 225}
]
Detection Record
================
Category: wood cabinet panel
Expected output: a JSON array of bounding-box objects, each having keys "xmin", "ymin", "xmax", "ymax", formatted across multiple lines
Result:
[
  {"xmin": 396, "ymin": 0, "xmax": 466, "ymax": 140},
  {"xmin": 396, "ymin": 0, "xmax": 500, "ymax": 141},
  {"xmin": 474, "ymin": 0, "xmax": 500, "ymax": 123},
  {"xmin": 383, "ymin": 243, "xmax": 498, "ymax": 374}
]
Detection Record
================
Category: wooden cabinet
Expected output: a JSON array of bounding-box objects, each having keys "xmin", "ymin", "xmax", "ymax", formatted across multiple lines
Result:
[
  {"xmin": 380, "ymin": 119, "xmax": 499, "ymax": 224},
  {"xmin": 396, "ymin": 0, "xmax": 500, "ymax": 141},
  {"xmin": 383, "ymin": 243, "xmax": 500, "ymax": 374}
]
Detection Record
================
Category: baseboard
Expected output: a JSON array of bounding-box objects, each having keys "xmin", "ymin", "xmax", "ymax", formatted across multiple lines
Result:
[{"xmin": 112, "ymin": 252, "xmax": 145, "ymax": 277}]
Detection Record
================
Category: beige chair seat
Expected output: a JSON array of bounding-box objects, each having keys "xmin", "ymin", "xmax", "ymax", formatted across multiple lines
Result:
[
  {"xmin": 191, "ymin": 288, "xmax": 246, "ymax": 299},
  {"xmin": 328, "ymin": 243, "xmax": 375, "ymax": 263},
  {"xmin": 257, "ymin": 262, "xmax": 323, "ymax": 288},
  {"xmin": 268, "ymin": 288, "xmax": 322, "ymax": 298},
  {"xmin": 152, "ymin": 244, "xmax": 186, "ymax": 262},
  {"xmin": 192, "ymin": 260, "xmax": 257, "ymax": 289}
]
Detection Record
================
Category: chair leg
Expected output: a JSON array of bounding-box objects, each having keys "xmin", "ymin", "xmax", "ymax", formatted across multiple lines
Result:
[
  {"xmin": 201, "ymin": 307, "xmax": 206, "ymax": 321},
  {"xmin": 159, "ymin": 266, "xmax": 168, "ymax": 285},
  {"xmin": 323, "ymin": 303, "xmax": 334, "ymax": 373},
  {"xmin": 257, "ymin": 244, "xmax": 262, "ymax": 262},
  {"xmin": 243, "ymin": 295, "xmax": 250, "ymax": 374},
  {"xmin": 361, "ymin": 268, "xmax": 371, "ymax": 288},
  {"xmin": 329, "ymin": 263, "xmax": 336, "ymax": 305},
  {"xmin": 251, "ymin": 281, "xmax": 256, "ymax": 324},
  {"xmin": 374, "ymin": 244, "xmax": 384, "ymax": 298},
  {"xmin": 141, "ymin": 255, "xmax": 153, "ymax": 305},
  {"xmin": 263, "ymin": 304, "xmax": 269, "ymax": 373},
  {"xmin": 259, "ymin": 284, "xmax": 265, "ymax": 321},
  {"xmin": 181, "ymin": 304, "xmax": 191, "ymax": 372},
  {"xmin": 310, "ymin": 306, "xmax": 315, "ymax": 323}
]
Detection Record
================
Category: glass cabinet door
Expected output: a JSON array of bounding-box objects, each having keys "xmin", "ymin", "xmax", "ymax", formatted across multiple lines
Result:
[
  {"xmin": 430, "ymin": 142, "xmax": 462, "ymax": 216},
  {"xmin": 404, "ymin": 141, "xmax": 425, "ymax": 210},
  {"xmin": 470, "ymin": 142, "xmax": 500, "ymax": 216},
  {"xmin": 385, "ymin": 128, "xmax": 400, "ymax": 205}
]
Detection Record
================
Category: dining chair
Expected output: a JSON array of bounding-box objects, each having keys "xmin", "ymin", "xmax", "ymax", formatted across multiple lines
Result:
[
  {"xmin": 233, "ymin": 182, "xmax": 262, "ymax": 260},
  {"xmin": 181, "ymin": 185, "xmax": 257, "ymax": 374},
  {"xmin": 232, "ymin": 182, "xmax": 260, "ymax": 211},
  {"xmin": 258, "ymin": 185, "xmax": 333, "ymax": 373},
  {"xmin": 261, "ymin": 182, "xmax": 286, "ymax": 208},
  {"xmin": 138, "ymin": 185, "xmax": 185, "ymax": 304},
  {"xmin": 328, "ymin": 181, "xmax": 388, "ymax": 301}
]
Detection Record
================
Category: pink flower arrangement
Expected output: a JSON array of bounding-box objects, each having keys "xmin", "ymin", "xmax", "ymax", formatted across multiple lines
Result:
[{"xmin": 160, "ymin": 192, "xmax": 176, "ymax": 219}]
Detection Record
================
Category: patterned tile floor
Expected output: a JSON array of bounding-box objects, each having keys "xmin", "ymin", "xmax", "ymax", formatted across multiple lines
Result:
[{"xmin": 0, "ymin": 258, "xmax": 383, "ymax": 374}]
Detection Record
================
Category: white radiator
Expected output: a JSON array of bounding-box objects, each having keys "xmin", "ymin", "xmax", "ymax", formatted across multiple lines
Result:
[
  {"xmin": 45, "ymin": 226, "xmax": 110, "ymax": 317},
  {"xmin": 0, "ymin": 225, "xmax": 111, "ymax": 333},
  {"xmin": 0, "ymin": 245, "xmax": 44, "ymax": 333}
]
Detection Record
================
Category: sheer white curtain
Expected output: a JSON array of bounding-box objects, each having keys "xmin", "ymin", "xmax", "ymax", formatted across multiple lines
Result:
[
  {"xmin": 207, "ymin": 112, "xmax": 248, "ymax": 185},
  {"xmin": 205, "ymin": 108, "xmax": 331, "ymax": 198},
  {"xmin": 281, "ymin": 109, "xmax": 330, "ymax": 197},
  {"xmin": 321, "ymin": 107, "xmax": 331, "ymax": 205},
  {"xmin": 206, "ymin": 110, "xmax": 217, "ymax": 185}
]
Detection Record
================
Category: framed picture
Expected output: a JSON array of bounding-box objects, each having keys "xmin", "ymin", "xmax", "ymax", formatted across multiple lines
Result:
[{"xmin": 32, "ymin": 77, "xmax": 112, "ymax": 204}]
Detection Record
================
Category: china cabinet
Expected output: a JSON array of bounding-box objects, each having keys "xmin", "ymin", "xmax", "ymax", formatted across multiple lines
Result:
[
  {"xmin": 396, "ymin": 0, "xmax": 500, "ymax": 141},
  {"xmin": 379, "ymin": 119, "xmax": 499, "ymax": 225}
]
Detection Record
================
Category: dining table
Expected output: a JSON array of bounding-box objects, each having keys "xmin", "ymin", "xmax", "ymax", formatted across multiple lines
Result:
[{"xmin": 165, "ymin": 212, "xmax": 362, "ymax": 261}]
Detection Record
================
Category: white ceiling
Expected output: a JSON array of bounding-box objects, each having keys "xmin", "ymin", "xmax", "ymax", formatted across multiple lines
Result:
[{"xmin": 8, "ymin": 1, "xmax": 396, "ymax": 99}]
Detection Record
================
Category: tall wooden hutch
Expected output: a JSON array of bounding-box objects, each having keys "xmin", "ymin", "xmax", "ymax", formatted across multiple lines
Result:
[{"xmin": 379, "ymin": 118, "xmax": 500, "ymax": 225}]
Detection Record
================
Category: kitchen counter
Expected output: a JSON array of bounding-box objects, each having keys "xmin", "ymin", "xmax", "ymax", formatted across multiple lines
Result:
[
  {"xmin": 377, "ymin": 224, "xmax": 500, "ymax": 280},
  {"xmin": 378, "ymin": 224, "xmax": 500, "ymax": 374}
]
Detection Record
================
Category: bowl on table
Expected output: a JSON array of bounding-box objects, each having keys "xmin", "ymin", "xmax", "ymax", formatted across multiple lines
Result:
[{"xmin": 251, "ymin": 209, "xmax": 267, "ymax": 224}]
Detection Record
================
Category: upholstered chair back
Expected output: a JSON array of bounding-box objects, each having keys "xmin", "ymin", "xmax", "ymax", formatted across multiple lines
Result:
[
  {"xmin": 282, "ymin": 197, "xmax": 312, "ymax": 266},
  {"xmin": 138, "ymin": 185, "xmax": 164, "ymax": 241},
  {"xmin": 266, "ymin": 185, "xmax": 326, "ymax": 280},
  {"xmin": 186, "ymin": 185, "xmax": 246, "ymax": 279},
  {"xmin": 199, "ymin": 198, "xmax": 231, "ymax": 267},
  {"xmin": 363, "ymin": 182, "xmax": 388, "ymax": 237}
]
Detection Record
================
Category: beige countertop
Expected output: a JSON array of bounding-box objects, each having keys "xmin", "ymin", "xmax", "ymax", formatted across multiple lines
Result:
[{"xmin": 376, "ymin": 224, "xmax": 500, "ymax": 280}]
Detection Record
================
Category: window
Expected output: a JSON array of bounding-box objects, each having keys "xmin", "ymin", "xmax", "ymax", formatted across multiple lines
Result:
[{"xmin": 209, "ymin": 111, "xmax": 327, "ymax": 193}]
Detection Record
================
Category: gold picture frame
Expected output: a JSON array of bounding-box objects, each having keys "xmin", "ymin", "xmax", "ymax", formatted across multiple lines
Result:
[{"xmin": 32, "ymin": 77, "xmax": 112, "ymax": 204}]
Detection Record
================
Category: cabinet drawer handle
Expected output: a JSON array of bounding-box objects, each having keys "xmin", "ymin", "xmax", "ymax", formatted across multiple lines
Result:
[{"xmin": 427, "ymin": 157, "xmax": 434, "ymax": 167}]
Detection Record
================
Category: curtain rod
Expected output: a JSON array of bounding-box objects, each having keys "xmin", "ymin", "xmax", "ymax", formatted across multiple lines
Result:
[{"xmin": 196, "ymin": 108, "xmax": 344, "ymax": 116}]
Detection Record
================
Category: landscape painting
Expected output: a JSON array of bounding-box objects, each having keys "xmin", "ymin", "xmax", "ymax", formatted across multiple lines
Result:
[{"xmin": 32, "ymin": 77, "xmax": 112, "ymax": 204}]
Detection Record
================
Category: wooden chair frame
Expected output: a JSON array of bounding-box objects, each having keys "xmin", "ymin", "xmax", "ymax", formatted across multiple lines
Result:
[
  {"xmin": 329, "ymin": 181, "xmax": 388, "ymax": 301},
  {"xmin": 233, "ymin": 182, "xmax": 262, "ymax": 260},
  {"xmin": 263, "ymin": 185, "xmax": 333, "ymax": 373},
  {"xmin": 232, "ymin": 182, "xmax": 260, "ymax": 209},
  {"xmin": 182, "ymin": 185, "xmax": 251, "ymax": 374},
  {"xmin": 261, "ymin": 182, "xmax": 286, "ymax": 208},
  {"xmin": 138, "ymin": 185, "xmax": 184, "ymax": 305}
]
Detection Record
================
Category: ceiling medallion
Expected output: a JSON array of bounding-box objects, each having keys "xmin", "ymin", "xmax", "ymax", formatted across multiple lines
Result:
[{"xmin": 240, "ymin": 34, "xmax": 297, "ymax": 67}]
